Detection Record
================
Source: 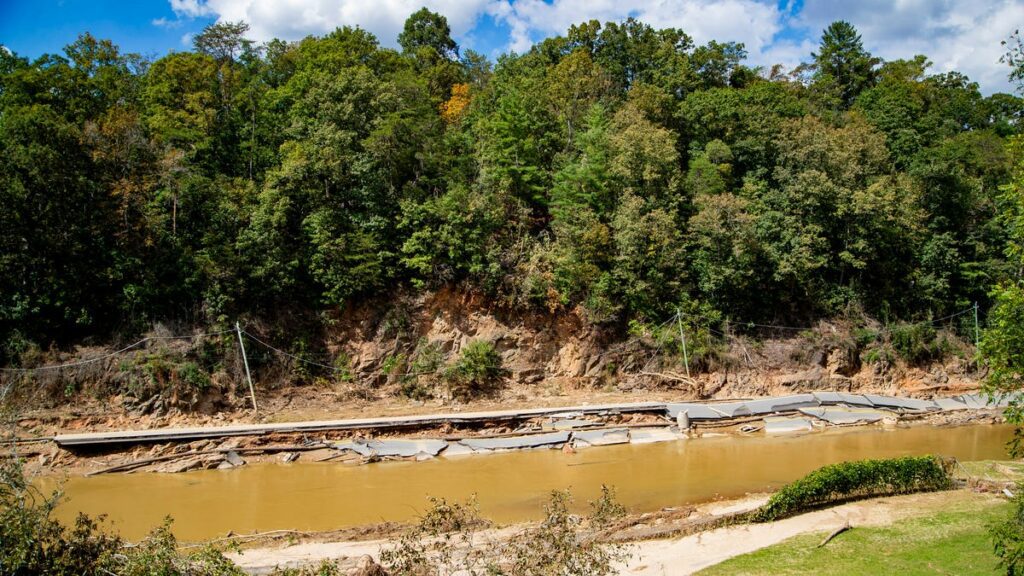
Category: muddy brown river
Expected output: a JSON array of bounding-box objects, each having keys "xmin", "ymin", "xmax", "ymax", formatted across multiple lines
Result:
[{"xmin": 39, "ymin": 424, "xmax": 1013, "ymax": 541}]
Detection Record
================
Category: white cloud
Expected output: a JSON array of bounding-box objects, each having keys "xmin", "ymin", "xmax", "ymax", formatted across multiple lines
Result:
[
  {"xmin": 152, "ymin": 17, "xmax": 184, "ymax": 29},
  {"xmin": 161, "ymin": 0, "xmax": 1018, "ymax": 93},
  {"xmin": 178, "ymin": 0, "xmax": 494, "ymax": 47},
  {"xmin": 795, "ymin": 0, "xmax": 1022, "ymax": 94},
  {"xmin": 170, "ymin": 0, "xmax": 214, "ymax": 18},
  {"xmin": 489, "ymin": 0, "xmax": 785, "ymax": 56},
  {"xmin": 161, "ymin": 0, "xmax": 784, "ymax": 54}
]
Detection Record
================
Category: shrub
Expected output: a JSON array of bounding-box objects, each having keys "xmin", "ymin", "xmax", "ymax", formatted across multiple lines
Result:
[
  {"xmin": 178, "ymin": 361, "xmax": 211, "ymax": 391},
  {"xmin": 753, "ymin": 455, "xmax": 953, "ymax": 522},
  {"xmin": 444, "ymin": 340, "xmax": 506, "ymax": 399},
  {"xmin": 380, "ymin": 490, "xmax": 629, "ymax": 576},
  {"xmin": 119, "ymin": 353, "xmax": 214, "ymax": 401},
  {"xmin": 0, "ymin": 458, "xmax": 350, "ymax": 576},
  {"xmin": 1, "ymin": 458, "xmax": 121, "ymax": 575},
  {"xmin": 889, "ymin": 322, "xmax": 944, "ymax": 364},
  {"xmin": 332, "ymin": 352, "xmax": 354, "ymax": 383},
  {"xmin": 991, "ymin": 482, "xmax": 1024, "ymax": 575},
  {"xmin": 498, "ymin": 490, "xmax": 629, "ymax": 576},
  {"xmin": 379, "ymin": 496, "xmax": 490, "ymax": 575}
]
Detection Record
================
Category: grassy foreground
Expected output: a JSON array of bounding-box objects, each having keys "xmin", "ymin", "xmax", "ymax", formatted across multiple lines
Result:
[{"xmin": 697, "ymin": 493, "xmax": 1009, "ymax": 576}]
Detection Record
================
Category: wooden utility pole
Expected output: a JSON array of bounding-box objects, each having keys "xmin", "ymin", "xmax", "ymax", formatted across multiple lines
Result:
[
  {"xmin": 973, "ymin": 301, "xmax": 980, "ymax": 349},
  {"xmin": 235, "ymin": 321, "xmax": 258, "ymax": 414},
  {"xmin": 676, "ymin": 308, "xmax": 691, "ymax": 378}
]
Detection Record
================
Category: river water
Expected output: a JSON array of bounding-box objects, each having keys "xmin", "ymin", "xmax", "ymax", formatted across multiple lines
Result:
[{"xmin": 40, "ymin": 424, "xmax": 1013, "ymax": 541}]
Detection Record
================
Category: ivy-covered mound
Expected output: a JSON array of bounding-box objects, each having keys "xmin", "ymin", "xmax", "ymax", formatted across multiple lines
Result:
[{"xmin": 753, "ymin": 455, "xmax": 953, "ymax": 522}]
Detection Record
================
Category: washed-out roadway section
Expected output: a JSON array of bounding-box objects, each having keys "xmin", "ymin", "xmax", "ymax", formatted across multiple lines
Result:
[{"xmin": 54, "ymin": 392, "xmax": 1012, "ymax": 451}]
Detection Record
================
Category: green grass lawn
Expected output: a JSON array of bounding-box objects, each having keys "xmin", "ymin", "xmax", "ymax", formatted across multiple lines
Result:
[{"xmin": 697, "ymin": 494, "xmax": 1010, "ymax": 576}]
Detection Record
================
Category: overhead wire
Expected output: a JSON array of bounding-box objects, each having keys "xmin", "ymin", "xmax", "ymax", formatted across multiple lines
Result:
[
  {"xmin": 0, "ymin": 305, "xmax": 983, "ymax": 376},
  {"xmin": 0, "ymin": 329, "xmax": 234, "ymax": 373}
]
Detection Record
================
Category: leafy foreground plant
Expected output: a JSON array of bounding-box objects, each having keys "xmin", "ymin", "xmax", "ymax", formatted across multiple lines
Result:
[
  {"xmin": 0, "ymin": 457, "xmax": 339, "ymax": 575},
  {"xmin": 380, "ymin": 486, "xmax": 629, "ymax": 576},
  {"xmin": 991, "ymin": 482, "xmax": 1024, "ymax": 575},
  {"xmin": 753, "ymin": 455, "xmax": 954, "ymax": 522}
]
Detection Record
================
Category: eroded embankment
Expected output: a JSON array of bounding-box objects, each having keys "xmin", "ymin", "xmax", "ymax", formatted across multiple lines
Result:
[{"xmin": 4, "ymin": 288, "xmax": 984, "ymax": 445}]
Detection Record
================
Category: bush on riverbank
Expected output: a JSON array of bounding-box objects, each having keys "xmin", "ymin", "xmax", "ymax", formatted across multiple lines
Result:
[
  {"xmin": 0, "ymin": 458, "xmax": 341, "ymax": 575},
  {"xmin": 380, "ymin": 487, "xmax": 629, "ymax": 575},
  {"xmin": 753, "ymin": 455, "xmax": 953, "ymax": 522}
]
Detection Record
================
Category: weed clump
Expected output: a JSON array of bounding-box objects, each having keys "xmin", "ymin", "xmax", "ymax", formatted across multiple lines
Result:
[{"xmin": 444, "ymin": 340, "xmax": 506, "ymax": 399}]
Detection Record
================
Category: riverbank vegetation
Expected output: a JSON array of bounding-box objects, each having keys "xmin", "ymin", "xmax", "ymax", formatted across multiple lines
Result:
[
  {"xmin": 2, "ymin": 11, "xmax": 1021, "ymax": 382},
  {"xmin": 752, "ymin": 455, "xmax": 954, "ymax": 522}
]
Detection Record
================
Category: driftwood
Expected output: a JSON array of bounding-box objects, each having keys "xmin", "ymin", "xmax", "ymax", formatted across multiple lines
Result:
[
  {"xmin": 640, "ymin": 371, "xmax": 698, "ymax": 386},
  {"xmin": 817, "ymin": 521, "xmax": 851, "ymax": 547},
  {"xmin": 180, "ymin": 529, "xmax": 314, "ymax": 549},
  {"xmin": 85, "ymin": 443, "xmax": 327, "ymax": 476}
]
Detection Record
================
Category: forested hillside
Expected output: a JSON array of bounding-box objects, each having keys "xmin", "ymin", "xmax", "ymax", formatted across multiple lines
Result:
[{"xmin": 2, "ymin": 10, "xmax": 1022, "ymax": 364}]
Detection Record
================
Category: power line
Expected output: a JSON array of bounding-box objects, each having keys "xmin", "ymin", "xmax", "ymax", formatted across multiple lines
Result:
[
  {"xmin": 678, "ymin": 306, "xmax": 976, "ymax": 335},
  {"xmin": 0, "ymin": 330, "xmax": 234, "ymax": 373},
  {"xmin": 240, "ymin": 329, "xmax": 347, "ymax": 373},
  {"xmin": 0, "ymin": 305, "xmax": 984, "ymax": 376}
]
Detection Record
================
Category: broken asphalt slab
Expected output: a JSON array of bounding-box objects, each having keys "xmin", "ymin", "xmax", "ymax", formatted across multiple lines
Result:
[
  {"xmin": 333, "ymin": 439, "xmax": 449, "ymax": 458},
  {"xmin": 459, "ymin": 431, "xmax": 571, "ymax": 452}
]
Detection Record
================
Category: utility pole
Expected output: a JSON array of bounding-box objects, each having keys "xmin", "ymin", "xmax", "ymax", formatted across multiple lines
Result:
[
  {"xmin": 973, "ymin": 301, "xmax": 980, "ymax": 350},
  {"xmin": 235, "ymin": 321, "xmax": 258, "ymax": 414},
  {"xmin": 676, "ymin": 308, "xmax": 690, "ymax": 378}
]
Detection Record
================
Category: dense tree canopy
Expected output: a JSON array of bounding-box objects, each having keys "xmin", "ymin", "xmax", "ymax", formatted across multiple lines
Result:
[{"xmin": 1, "ymin": 14, "xmax": 1022, "ymax": 360}]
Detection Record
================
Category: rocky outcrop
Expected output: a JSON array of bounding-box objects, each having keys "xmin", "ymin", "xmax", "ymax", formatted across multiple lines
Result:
[{"xmin": 319, "ymin": 288, "xmax": 981, "ymax": 401}]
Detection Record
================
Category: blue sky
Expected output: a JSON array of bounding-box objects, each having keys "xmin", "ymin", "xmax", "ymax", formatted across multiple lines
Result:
[{"xmin": 1, "ymin": 0, "xmax": 1020, "ymax": 94}]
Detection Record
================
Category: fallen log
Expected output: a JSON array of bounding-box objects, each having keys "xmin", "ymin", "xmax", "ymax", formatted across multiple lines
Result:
[
  {"xmin": 817, "ymin": 521, "xmax": 851, "ymax": 547},
  {"xmin": 639, "ymin": 371, "xmax": 698, "ymax": 386}
]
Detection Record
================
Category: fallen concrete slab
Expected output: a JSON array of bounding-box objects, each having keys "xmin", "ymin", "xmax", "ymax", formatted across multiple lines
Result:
[
  {"xmin": 334, "ymin": 439, "xmax": 449, "ymax": 458},
  {"xmin": 665, "ymin": 403, "xmax": 727, "ymax": 420},
  {"xmin": 572, "ymin": 428, "xmax": 630, "ymax": 447},
  {"xmin": 957, "ymin": 393, "xmax": 991, "ymax": 409},
  {"xmin": 708, "ymin": 402, "xmax": 751, "ymax": 418},
  {"xmin": 439, "ymin": 443, "xmax": 475, "ymax": 457},
  {"xmin": 764, "ymin": 417, "xmax": 814, "ymax": 434},
  {"xmin": 812, "ymin": 392, "xmax": 875, "ymax": 407},
  {"xmin": 935, "ymin": 397, "xmax": 970, "ymax": 411},
  {"xmin": 742, "ymin": 394, "xmax": 819, "ymax": 414},
  {"xmin": 799, "ymin": 407, "xmax": 888, "ymax": 425},
  {"xmin": 459, "ymin": 431, "xmax": 570, "ymax": 452},
  {"xmin": 863, "ymin": 394, "xmax": 938, "ymax": 411},
  {"xmin": 544, "ymin": 418, "xmax": 600, "ymax": 430},
  {"xmin": 630, "ymin": 428, "xmax": 682, "ymax": 444}
]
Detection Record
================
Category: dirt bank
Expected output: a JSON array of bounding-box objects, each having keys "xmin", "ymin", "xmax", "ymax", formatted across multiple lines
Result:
[{"xmin": 3, "ymin": 288, "xmax": 982, "ymax": 440}]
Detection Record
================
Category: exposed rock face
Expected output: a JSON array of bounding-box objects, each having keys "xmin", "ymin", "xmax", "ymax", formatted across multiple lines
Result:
[
  {"xmin": 331, "ymin": 288, "xmax": 614, "ymax": 388},
  {"xmin": 310, "ymin": 287, "xmax": 979, "ymax": 400}
]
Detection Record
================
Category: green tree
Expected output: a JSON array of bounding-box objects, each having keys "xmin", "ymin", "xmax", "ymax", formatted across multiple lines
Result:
[
  {"xmin": 398, "ymin": 7, "xmax": 458, "ymax": 59},
  {"xmin": 982, "ymin": 136, "xmax": 1024, "ymax": 455},
  {"xmin": 1002, "ymin": 28, "xmax": 1024, "ymax": 93},
  {"xmin": 811, "ymin": 21, "xmax": 879, "ymax": 109}
]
